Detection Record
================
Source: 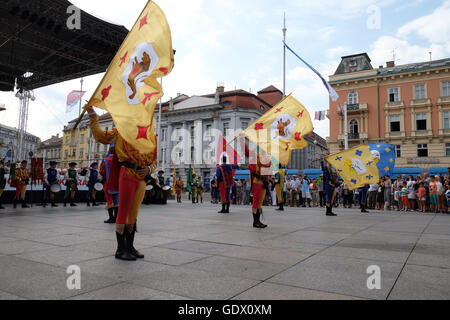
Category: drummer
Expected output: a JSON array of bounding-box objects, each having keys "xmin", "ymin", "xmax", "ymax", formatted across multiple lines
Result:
[
  {"xmin": 64, "ymin": 162, "xmax": 78, "ymax": 207},
  {"xmin": 43, "ymin": 161, "xmax": 60, "ymax": 208},
  {"xmin": 157, "ymin": 170, "xmax": 168, "ymax": 205},
  {"xmin": 86, "ymin": 162, "xmax": 102, "ymax": 207}
]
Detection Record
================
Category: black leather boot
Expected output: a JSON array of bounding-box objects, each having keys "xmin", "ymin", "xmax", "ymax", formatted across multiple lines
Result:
[
  {"xmin": 51, "ymin": 199, "xmax": 58, "ymax": 207},
  {"xmin": 21, "ymin": 200, "xmax": 30, "ymax": 208},
  {"xmin": 253, "ymin": 210, "xmax": 267, "ymax": 228},
  {"xmin": 218, "ymin": 204, "xmax": 225, "ymax": 213},
  {"xmin": 104, "ymin": 208, "xmax": 115, "ymax": 223},
  {"xmin": 326, "ymin": 205, "xmax": 337, "ymax": 216},
  {"xmin": 224, "ymin": 202, "xmax": 230, "ymax": 214},
  {"xmin": 63, "ymin": 199, "xmax": 67, "ymax": 207},
  {"xmin": 113, "ymin": 207, "xmax": 118, "ymax": 223},
  {"xmin": 361, "ymin": 204, "xmax": 369, "ymax": 213},
  {"xmin": 13, "ymin": 198, "xmax": 17, "ymax": 209},
  {"xmin": 0, "ymin": 199, "xmax": 4, "ymax": 209},
  {"xmin": 276, "ymin": 202, "xmax": 284, "ymax": 211},
  {"xmin": 127, "ymin": 225, "xmax": 144, "ymax": 259},
  {"xmin": 115, "ymin": 232, "xmax": 136, "ymax": 261}
]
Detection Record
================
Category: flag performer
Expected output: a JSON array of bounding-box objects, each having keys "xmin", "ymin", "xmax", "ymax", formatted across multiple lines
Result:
[
  {"xmin": 216, "ymin": 153, "xmax": 239, "ymax": 214},
  {"xmin": 82, "ymin": 1, "xmax": 174, "ymax": 261},
  {"xmin": 100, "ymin": 147, "xmax": 120, "ymax": 223},
  {"xmin": 274, "ymin": 164, "xmax": 286, "ymax": 211},
  {"xmin": 321, "ymin": 159, "xmax": 338, "ymax": 216}
]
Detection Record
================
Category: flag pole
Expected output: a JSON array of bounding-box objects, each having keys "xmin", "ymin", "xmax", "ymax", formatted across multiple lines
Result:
[
  {"xmin": 157, "ymin": 77, "xmax": 163, "ymax": 170},
  {"xmin": 282, "ymin": 12, "xmax": 287, "ymax": 98},
  {"xmin": 76, "ymin": 78, "xmax": 83, "ymax": 166},
  {"xmin": 344, "ymin": 102, "xmax": 348, "ymax": 150}
]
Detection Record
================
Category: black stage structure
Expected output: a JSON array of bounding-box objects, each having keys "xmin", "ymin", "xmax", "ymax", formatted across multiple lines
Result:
[
  {"xmin": 0, "ymin": 0, "xmax": 129, "ymax": 205},
  {"xmin": 0, "ymin": 0, "xmax": 129, "ymax": 92}
]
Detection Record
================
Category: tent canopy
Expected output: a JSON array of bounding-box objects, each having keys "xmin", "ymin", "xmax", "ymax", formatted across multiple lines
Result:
[
  {"xmin": 429, "ymin": 167, "xmax": 448, "ymax": 176},
  {"xmin": 0, "ymin": 0, "xmax": 129, "ymax": 91},
  {"xmin": 390, "ymin": 167, "xmax": 421, "ymax": 179}
]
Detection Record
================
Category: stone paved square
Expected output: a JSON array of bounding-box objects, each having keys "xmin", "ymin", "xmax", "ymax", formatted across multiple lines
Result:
[{"xmin": 0, "ymin": 201, "xmax": 449, "ymax": 300}]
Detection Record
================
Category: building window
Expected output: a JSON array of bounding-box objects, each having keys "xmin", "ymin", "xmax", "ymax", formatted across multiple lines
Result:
[
  {"xmin": 205, "ymin": 124, "xmax": 212, "ymax": 137},
  {"xmin": 190, "ymin": 126, "xmax": 195, "ymax": 140},
  {"xmin": 191, "ymin": 147, "xmax": 195, "ymax": 161},
  {"xmin": 417, "ymin": 144, "xmax": 428, "ymax": 158},
  {"xmin": 416, "ymin": 113, "xmax": 427, "ymax": 131},
  {"xmin": 444, "ymin": 111, "xmax": 450, "ymax": 129},
  {"xmin": 349, "ymin": 119, "xmax": 359, "ymax": 134},
  {"xmin": 388, "ymin": 87, "xmax": 400, "ymax": 102},
  {"xmin": 442, "ymin": 81, "xmax": 450, "ymax": 97},
  {"xmin": 223, "ymin": 122, "xmax": 229, "ymax": 137},
  {"xmin": 65, "ymin": 136, "xmax": 69, "ymax": 143},
  {"xmin": 348, "ymin": 91, "xmax": 358, "ymax": 105},
  {"xmin": 446, "ymin": 143, "xmax": 450, "ymax": 157},
  {"xmin": 390, "ymin": 115, "xmax": 401, "ymax": 132},
  {"xmin": 395, "ymin": 145, "xmax": 401, "ymax": 158},
  {"xmin": 79, "ymin": 148, "xmax": 84, "ymax": 158},
  {"xmin": 64, "ymin": 150, "xmax": 68, "ymax": 160},
  {"xmin": 414, "ymin": 84, "xmax": 426, "ymax": 100}
]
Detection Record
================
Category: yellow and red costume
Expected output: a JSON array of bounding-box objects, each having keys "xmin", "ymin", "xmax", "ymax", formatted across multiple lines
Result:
[
  {"xmin": 14, "ymin": 166, "xmax": 29, "ymax": 208},
  {"xmin": 100, "ymin": 153, "xmax": 120, "ymax": 223},
  {"xmin": 89, "ymin": 113, "xmax": 154, "ymax": 227},
  {"xmin": 175, "ymin": 178, "xmax": 184, "ymax": 203},
  {"xmin": 249, "ymin": 158, "xmax": 271, "ymax": 228}
]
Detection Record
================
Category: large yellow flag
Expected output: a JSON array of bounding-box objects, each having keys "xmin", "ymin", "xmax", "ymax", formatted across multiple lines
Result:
[
  {"xmin": 88, "ymin": 1, "xmax": 174, "ymax": 154},
  {"xmin": 240, "ymin": 94, "xmax": 314, "ymax": 165},
  {"xmin": 325, "ymin": 145, "xmax": 380, "ymax": 190}
]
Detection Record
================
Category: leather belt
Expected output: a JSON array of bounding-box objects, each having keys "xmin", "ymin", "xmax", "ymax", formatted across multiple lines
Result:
[{"xmin": 121, "ymin": 161, "xmax": 144, "ymax": 171}]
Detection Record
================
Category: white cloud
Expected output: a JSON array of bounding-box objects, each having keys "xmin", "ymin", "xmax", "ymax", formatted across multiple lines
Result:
[
  {"xmin": 327, "ymin": 46, "xmax": 352, "ymax": 59},
  {"xmin": 397, "ymin": 0, "xmax": 450, "ymax": 44}
]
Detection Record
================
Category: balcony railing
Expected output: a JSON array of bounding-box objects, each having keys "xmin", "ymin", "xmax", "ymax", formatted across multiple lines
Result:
[
  {"xmin": 347, "ymin": 103, "xmax": 360, "ymax": 111},
  {"xmin": 348, "ymin": 132, "xmax": 360, "ymax": 140}
]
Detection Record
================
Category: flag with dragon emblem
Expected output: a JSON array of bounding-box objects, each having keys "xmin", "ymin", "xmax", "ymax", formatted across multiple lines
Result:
[
  {"xmin": 87, "ymin": 1, "xmax": 174, "ymax": 154},
  {"xmin": 240, "ymin": 94, "xmax": 314, "ymax": 165}
]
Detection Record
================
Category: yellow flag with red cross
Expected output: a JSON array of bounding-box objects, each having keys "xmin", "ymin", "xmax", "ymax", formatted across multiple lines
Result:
[
  {"xmin": 240, "ymin": 94, "xmax": 314, "ymax": 165},
  {"xmin": 88, "ymin": 1, "xmax": 174, "ymax": 154}
]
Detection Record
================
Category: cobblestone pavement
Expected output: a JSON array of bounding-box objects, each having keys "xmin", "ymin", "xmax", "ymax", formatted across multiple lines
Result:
[{"xmin": 0, "ymin": 201, "xmax": 449, "ymax": 300}]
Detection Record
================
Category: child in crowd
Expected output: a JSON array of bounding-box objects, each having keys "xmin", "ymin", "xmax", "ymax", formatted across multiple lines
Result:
[
  {"xmin": 418, "ymin": 182, "xmax": 426, "ymax": 213},
  {"xmin": 401, "ymin": 182, "xmax": 409, "ymax": 212}
]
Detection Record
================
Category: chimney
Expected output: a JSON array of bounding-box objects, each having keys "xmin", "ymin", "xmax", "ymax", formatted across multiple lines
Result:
[
  {"xmin": 56, "ymin": 133, "xmax": 59, "ymax": 138},
  {"xmin": 169, "ymin": 97, "xmax": 174, "ymax": 111},
  {"xmin": 216, "ymin": 82, "xmax": 225, "ymax": 94},
  {"xmin": 379, "ymin": 65, "xmax": 383, "ymax": 69},
  {"xmin": 386, "ymin": 61, "xmax": 395, "ymax": 68}
]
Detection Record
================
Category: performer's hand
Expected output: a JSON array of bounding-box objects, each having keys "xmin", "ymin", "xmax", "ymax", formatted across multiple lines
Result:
[
  {"xmin": 86, "ymin": 105, "xmax": 95, "ymax": 115},
  {"xmin": 137, "ymin": 167, "xmax": 150, "ymax": 179}
]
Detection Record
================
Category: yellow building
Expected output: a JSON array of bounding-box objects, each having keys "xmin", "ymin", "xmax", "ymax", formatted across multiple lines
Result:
[
  {"xmin": 61, "ymin": 115, "xmax": 90, "ymax": 168},
  {"xmin": 61, "ymin": 113, "xmax": 115, "ymax": 168}
]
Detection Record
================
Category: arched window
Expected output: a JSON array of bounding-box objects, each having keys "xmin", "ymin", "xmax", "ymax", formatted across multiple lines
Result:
[
  {"xmin": 349, "ymin": 119, "xmax": 359, "ymax": 134},
  {"xmin": 348, "ymin": 91, "xmax": 358, "ymax": 105}
]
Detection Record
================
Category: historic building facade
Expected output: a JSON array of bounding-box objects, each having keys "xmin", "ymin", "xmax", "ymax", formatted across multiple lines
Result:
[
  {"xmin": 156, "ymin": 84, "xmax": 327, "ymax": 188},
  {"xmin": 328, "ymin": 53, "xmax": 450, "ymax": 168},
  {"xmin": 36, "ymin": 134, "xmax": 63, "ymax": 167},
  {"xmin": 0, "ymin": 123, "xmax": 41, "ymax": 161},
  {"xmin": 61, "ymin": 113, "xmax": 114, "ymax": 168}
]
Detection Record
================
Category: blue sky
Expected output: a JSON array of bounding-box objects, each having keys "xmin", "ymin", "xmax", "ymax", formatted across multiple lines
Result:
[{"xmin": 0, "ymin": 0, "xmax": 449, "ymax": 141}]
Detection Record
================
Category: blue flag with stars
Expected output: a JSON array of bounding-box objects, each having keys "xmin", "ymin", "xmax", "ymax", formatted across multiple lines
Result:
[{"xmin": 368, "ymin": 143, "xmax": 396, "ymax": 177}]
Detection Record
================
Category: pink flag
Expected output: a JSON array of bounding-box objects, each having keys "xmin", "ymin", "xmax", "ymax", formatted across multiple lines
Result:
[{"xmin": 66, "ymin": 90, "xmax": 86, "ymax": 113}]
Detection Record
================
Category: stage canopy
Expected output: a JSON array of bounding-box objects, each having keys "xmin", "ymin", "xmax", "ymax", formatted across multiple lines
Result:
[{"xmin": 0, "ymin": 0, "xmax": 129, "ymax": 92}]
